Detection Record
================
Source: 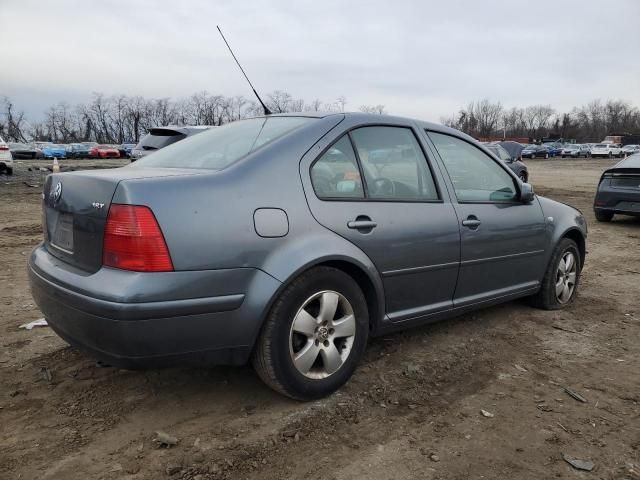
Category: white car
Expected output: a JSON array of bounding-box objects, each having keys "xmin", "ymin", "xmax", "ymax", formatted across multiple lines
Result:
[
  {"xmin": 621, "ymin": 144, "xmax": 640, "ymax": 157},
  {"xmin": 590, "ymin": 143, "xmax": 622, "ymax": 158},
  {"xmin": 0, "ymin": 136, "xmax": 14, "ymax": 175}
]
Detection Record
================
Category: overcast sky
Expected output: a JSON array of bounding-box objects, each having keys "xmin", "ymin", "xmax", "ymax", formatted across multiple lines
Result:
[{"xmin": 1, "ymin": 0, "xmax": 639, "ymax": 122}]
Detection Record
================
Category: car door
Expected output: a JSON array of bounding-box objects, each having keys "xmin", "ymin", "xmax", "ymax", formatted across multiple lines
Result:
[
  {"xmin": 426, "ymin": 131, "xmax": 547, "ymax": 307},
  {"xmin": 301, "ymin": 122, "xmax": 460, "ymax": 322}
]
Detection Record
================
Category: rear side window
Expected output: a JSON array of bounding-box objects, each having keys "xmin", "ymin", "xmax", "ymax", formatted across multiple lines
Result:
[
  {"xmin": 350, "ymin": 127, "xmax": 439, "ymax": 201},
  {"xmin": 311, "ymin": 136, "xmax": 364, "ymax": 199},
  {"xmin": 429, "ymin": 132, "xmax": 517, "ymax": 203},
  {"xmin": 133, "ymin": 117, "xmax": 315, "ymax": 170}
]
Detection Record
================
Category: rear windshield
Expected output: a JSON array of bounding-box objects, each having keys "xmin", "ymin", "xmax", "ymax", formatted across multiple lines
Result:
[{"xmin": 133, "ymin": 117, "xmax": 315, "ymax": 170}]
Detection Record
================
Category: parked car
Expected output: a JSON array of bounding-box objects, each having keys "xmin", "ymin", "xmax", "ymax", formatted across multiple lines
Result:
[
  {"xmin": 89, "ymin": 145, "xmax": 121, "ymax": 158},
  {"xmin": 484, "ymin": 143, "xmax": 529, "ymax": 182},
  {"xmin": 8, "ymin": 142, "xmax": 39, "ymax": 159},
  {"xmin": 41, "ymin": 144, "xmax": 67, "ymax": 159},
  {"xmin": 29, "ymin": 113, "xmax": 587, "ymax": 400},
  {"xmin": 521, "ymin": 144, "xmax": 551, "ymax": 159},
  {"xmin": 118, "ymin": 143, "xmax": 136, "ymax": 158},
  {"xmin": 543, "ymin": 143, "xmax": 562, "ymax": 157},
  {"xmin": 130, "ymin": 126, "xmax": 211, "ymax": 161},
  {"xmin": 66, "ymin": 143, "xmax": 91, "ymax": 159},
  {"xmin": 561, "ymin": 144, "xmax": 590, "ymax": 158},
  {"xmin": 497, "ymin": 140, "xmax": 525, "ymax": 161},
  {"xmin": 621, "ymin": 144, "xmax": 640, "ymax": 157},
  {"xmin": 0, "ymin": 136, "xmax": 14, "ymax": 174},
  {"xmin": 593, "ymin": 153, "xmax": 640, "ymax": 222},
  {"xmin": 591, "ymin": 144, "xmax": 622, "ymax": 158}
]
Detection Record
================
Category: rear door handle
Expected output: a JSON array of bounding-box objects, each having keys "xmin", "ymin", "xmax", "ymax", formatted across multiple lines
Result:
[
  {"xmin": 462, "ymin": 216, "xmax": 481, "ymax": 229},
  {"xmin": 348, "ymin": 215, "xmax": 377, "ymax": 230},
  {"xmin": 347, "ymin": 220, "xmax": 377, "ymax": 229}
]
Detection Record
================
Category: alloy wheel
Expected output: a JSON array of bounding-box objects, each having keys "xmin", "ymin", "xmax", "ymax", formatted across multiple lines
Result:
[
  {"xmin": 555, "ymin": 251, "xmax": 577, "ymax": 304},
  {"xmin": 289, "ymin": 290, "xmax": 356, "ymax": 379}
]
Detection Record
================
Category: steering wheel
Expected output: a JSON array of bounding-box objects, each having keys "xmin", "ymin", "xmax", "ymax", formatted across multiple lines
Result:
[{"xmin": 372, "ymin": 177, "xmax": 395, "ymax": 197}]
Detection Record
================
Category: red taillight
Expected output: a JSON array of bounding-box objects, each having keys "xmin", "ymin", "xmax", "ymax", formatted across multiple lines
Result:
[
  {"xmin": 103, "ymin": 204, "xmax": 173, "ymax": 272},
  {"xmin": 0, "ymin": 145, "xmax": 8, "ymax": 150}
]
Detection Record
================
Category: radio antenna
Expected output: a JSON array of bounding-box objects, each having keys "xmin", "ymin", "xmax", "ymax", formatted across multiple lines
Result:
[{"xmin": 217, "ymin": 26, "xmax": 271, "ymax": 115}]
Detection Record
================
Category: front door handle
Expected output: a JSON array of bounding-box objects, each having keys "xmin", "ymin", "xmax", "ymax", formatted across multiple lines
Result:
[
  {"xmin": 462, "ymin": 216, "xmax": 481, "ymax": 229},
  {"xmin": 348, "ymin": 216, "xmax": 377, "ymax": 231}
]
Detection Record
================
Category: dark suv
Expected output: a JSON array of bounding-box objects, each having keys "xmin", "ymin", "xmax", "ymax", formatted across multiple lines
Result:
[{"xmin": 484, "ymin": 143, "xmax": 529, "ymax": 182}]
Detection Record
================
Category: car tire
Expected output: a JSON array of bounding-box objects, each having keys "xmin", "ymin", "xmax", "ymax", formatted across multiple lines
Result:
[
  {"xmin": 519, "ymin": 172, "xmax": 528, "ymax": 183},
  {"xmin": 529, "ymin": 238, "xmax": 581, "ymax": 310},
  {"xmin": 6, "ymin": 167, "xmax": 13, "ymax": 175},
  {"xmin": 608, "ymin": 152, "xmax": 612, "ymax": 158},
  {"xmin": 252, "ymin": 266, "xmax": 369, "ymax": 400},
  {"xmin": 561, "ymin": 155, "xmax": 565, "ymax": 158},
  {"xmin": 595, "ymin": 210, "xmax": 614, "ymax": 222}
]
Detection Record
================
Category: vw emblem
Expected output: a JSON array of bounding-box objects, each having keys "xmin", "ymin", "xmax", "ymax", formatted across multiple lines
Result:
[{"xmin": 50, "ymin": 182, "xmax": 62, "ymax": 204}]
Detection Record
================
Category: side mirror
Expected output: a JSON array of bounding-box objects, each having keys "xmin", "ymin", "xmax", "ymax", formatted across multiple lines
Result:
[{"xmin": 520, "ymin": 182, "xmax": 535, "ymax": 203}]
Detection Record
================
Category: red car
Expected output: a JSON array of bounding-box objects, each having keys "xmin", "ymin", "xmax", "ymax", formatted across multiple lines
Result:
[{"xmin": 90, "ymin": 145, "xmax": 121, "ymax": 158}]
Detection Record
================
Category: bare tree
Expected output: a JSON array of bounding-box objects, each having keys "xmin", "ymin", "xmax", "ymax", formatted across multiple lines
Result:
[{"xmin": 359, "ymin": 104, "xmax": 387, "ymax": 115}]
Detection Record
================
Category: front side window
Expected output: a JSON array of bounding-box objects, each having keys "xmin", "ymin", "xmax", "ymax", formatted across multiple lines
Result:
[
  {"xmin": 311, "ymin": 135, "xmax": 364, "ymax": 199},
  {"xmin": 429, "ymin": 132, "xmax": 517, "ymax": 203},
  {"xmin": 350, "ymin": 126, "xmax": 439, "ymax": 201}
]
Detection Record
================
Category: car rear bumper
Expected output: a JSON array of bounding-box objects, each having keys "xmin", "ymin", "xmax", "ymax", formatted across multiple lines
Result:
[
  {"xmin": 28, "ymin": 244, "xmax": 282, "ymax": 368},
  {"xmin": 594, "ymin": 187, "xmax": 640, "ymax": 216}
]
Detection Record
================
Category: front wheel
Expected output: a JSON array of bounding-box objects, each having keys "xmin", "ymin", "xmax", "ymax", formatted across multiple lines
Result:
[
  {"xmin": 252, "ymin": 267, "xmax": 369, "ymax": 400},
  {"xmin": 529, "ymin": 238, "xmax": 581, "ymax": 310},
  {"xmin": 519, "ymin": 172, "xmax": 528, "ymax": 183}
]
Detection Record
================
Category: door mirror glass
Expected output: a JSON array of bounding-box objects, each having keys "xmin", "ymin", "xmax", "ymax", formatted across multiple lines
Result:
[{"xmin": 520, "ymin": 182, "xmax": 535, "ymax": 202}]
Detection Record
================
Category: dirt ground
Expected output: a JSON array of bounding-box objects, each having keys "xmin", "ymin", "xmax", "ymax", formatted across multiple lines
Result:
[{"xmin": 1, "ymin": 157, "xmax": 639, "ymax": 480}]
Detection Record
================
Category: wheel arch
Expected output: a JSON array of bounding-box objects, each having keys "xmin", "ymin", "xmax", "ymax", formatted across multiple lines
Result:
[
  {"xmin": 561, "ymin": 228, "xmax": 586, "ymax": 268},
  {"xmin": 254, "ymin": 252, "xmax": 386, "ymax": 352}
]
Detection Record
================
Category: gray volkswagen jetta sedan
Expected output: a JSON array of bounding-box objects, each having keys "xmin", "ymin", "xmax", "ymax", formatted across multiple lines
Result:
[{"xmin": 29, "ymin": 112, "xmax": 587, "ymax": 400}]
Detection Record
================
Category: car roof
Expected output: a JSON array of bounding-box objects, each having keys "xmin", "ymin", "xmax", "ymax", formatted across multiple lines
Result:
[{"xmin": 259, "ymin": 112, "xmax": 473, "ymax": 139}]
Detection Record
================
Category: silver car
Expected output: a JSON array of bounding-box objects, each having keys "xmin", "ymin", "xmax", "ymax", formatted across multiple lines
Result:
[
  {"xmin": 561, "ymin": 144, "xmax": 591, "ymax": 158},
  {"xmin": 29, "ymin": 113, "xmax": 587, "ymax": 399}
]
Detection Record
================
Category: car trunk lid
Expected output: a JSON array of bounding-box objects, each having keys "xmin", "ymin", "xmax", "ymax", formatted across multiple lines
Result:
[{"xmin": 42, "ymin": 167, "xmax": 199, "ymax": 273}]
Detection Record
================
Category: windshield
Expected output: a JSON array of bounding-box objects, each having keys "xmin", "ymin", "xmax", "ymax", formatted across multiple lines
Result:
[
  {"xmin": 133, "ymin": 117, "xmax": 315, "ymax": 170},
  {"xmin": 594, "ymin": 144, "xmax": 606, "ymax": 148}
]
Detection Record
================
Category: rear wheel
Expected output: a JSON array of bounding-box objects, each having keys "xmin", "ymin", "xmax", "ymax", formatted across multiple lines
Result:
[
  {"xmin": 529, "ymin": 238, "xmax": 581, "ymax": 310},
  {"xmin": 595, "ymin": 210, "xmax": 614, "ymax": 222},
  {"xmin": 5, "ymin": 167, "xmax": 13, "ymax": 175},
  {"xmin": 252, "ymin": 267, "xmax": 369, "ymax": 400}
]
